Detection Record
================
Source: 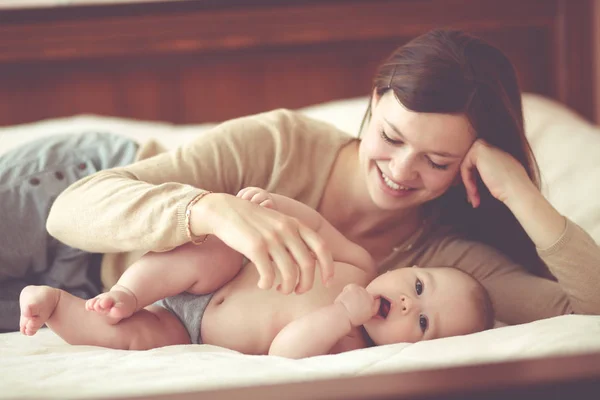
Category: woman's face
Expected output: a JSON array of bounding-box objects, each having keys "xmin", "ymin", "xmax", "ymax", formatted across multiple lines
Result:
[{"xmin": 358, "ymin": 91, "xmax": 475, "ymax": 212}]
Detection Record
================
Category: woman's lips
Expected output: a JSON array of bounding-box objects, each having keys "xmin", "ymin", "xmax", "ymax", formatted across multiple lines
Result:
[{"xmin": 375, "ymin": 165, "xmax": 417, "ymax": 198}]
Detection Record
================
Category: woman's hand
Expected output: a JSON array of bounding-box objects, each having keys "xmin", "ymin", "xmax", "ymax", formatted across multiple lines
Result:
[
  {"xmin": 460, "ymin": 139, "xmax": 536, "ymax": 208},
  {"xmin": 190, "ymin": 192, "xmax": 334, "ymax": 295},
  {"xmin": 460, "ymin": 139, "xmax": 566, "ymax": 249}
]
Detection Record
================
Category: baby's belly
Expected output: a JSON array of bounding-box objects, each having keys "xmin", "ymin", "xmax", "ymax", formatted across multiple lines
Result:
[{"xmin": 201, "ymin": 267, "xmax": 337, "ymax": 355}]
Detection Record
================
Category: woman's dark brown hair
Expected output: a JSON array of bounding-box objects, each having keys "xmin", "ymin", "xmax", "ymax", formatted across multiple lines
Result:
[{"xmin": 363, "ymin": 29, "xmax": 546, "ymax": 275}]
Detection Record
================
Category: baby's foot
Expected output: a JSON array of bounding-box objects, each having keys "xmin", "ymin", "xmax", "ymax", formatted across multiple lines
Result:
[
  {"xmin": 19, "ymin": 285, "xmax": 60, "ymax": 336},
  {"xmin": 85, "ymin": 286, "xmax": 137, "ymax": 322}
]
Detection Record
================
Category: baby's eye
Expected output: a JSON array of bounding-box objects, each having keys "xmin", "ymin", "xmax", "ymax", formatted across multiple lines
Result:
[
  {"xmin": 419, "ymin": 314, "xmax": 428, "ymax": 333},
  {"xmin": 415, "ymin": 278, "xmax": 424, "ymax": 295}
]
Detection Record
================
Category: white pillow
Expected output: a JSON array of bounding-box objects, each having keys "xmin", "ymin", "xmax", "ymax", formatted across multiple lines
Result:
[
  {"xmin": 306, "ymin": 94, "xmax": 600, "ymax": 245},
  {"xmin": 0, "ymin": 94, "xmax": 598, "ymax": 244},
  {"xmin": 523, "ymin": 94, "xmax": 600, "ymax": 243}
]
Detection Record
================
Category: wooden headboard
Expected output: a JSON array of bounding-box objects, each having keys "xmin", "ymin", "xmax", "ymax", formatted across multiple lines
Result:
[
  {"xmin": 0, "ymin": 0, "xmax": 597, "ymax": 127},
  {"xmin": 1, "ymin": 1, "xmax": 600, "ymax": 399}
]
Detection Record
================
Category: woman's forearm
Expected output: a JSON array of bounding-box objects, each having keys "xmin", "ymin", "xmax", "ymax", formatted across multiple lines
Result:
[
  {"xmin": 504, "ymin": 180, "xmax": 567, "ymax": 250},
  {"xmin": 47, "ymin": 170, "xmax": 202, "ymax": 253}
]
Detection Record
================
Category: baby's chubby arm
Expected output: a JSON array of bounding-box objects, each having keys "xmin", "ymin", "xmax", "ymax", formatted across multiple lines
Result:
[{"xmin": 269, "ymin": 282, "xmax": 380, "ymax": 359}]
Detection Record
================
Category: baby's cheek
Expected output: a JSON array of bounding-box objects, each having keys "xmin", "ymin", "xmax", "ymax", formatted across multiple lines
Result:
[{"xmin": 386, "ymin": 319, "xmax": 418, "ymax": 345}]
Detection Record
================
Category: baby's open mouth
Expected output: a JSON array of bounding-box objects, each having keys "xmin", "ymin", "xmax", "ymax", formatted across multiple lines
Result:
[{"xmin": 378, "ymin": 296, "xmax": 391, "ymax": 319}]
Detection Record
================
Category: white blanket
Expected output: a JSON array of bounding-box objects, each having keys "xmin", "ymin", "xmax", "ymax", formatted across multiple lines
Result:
[
  {"xmin": 1, "ymin": 94, "xmax": 600, "ymax": 399},
  {"xmin": 1, "ymin": 315, "xmax": 599, "ymax": 399}
]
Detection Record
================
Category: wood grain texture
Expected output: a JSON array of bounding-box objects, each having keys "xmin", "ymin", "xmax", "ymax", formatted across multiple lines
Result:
[
  {"xmin": 0, "ymin": 0, "xmax": 595, "ymax": 125},
  {"xmin": 594, "ymin": 0, "xmax": 600, "ymax": 123},
  {"xmin": 107, "ymin": 351, "xmax": 600, "ymax": 400}
]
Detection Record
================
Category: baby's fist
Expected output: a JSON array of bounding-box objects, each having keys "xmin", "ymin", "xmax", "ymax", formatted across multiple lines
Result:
[
  {"xmin": 335, "ymin": 284, "xmax": 379, "ymax": 327},
  {"xmin": 236, "ymin": 187, "xmax": 276, "ymax": 209}
]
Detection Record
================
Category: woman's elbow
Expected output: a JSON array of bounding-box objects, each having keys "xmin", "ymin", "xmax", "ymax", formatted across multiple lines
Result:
[{"xmin": 46, "ymin": 194, "xmax": 71, "ymax": 242}]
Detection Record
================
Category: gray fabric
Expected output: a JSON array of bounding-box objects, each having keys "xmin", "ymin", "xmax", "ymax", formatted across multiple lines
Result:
[
  {"xmin": 155, "ymin": 292, "xmax": 214, "ymax": 344},
  {"xmin": 0, "ymin": 132, "xmax": 138, "ymax": 332}
]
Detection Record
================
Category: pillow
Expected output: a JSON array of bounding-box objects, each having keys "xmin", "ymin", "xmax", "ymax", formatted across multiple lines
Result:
[
  {"xmin": 306, "ymin": 94, "xmax": 600, "ymax": 245},
  {"xmin": 1, "ymin": 93, "xmax": 598, "ymax": 244},
  {"xmin": 522, "ymin": 94, "xmax": 600, "ymax": 244}
]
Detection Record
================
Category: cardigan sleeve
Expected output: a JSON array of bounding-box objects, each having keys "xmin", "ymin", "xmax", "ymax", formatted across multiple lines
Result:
[
  {"xmin": 411, "ymin": 218, "xmax": 600, "ymax": 324},
  {"xmin": 47, "ymin": 110, "xmax": 299, "ymax": 253}
]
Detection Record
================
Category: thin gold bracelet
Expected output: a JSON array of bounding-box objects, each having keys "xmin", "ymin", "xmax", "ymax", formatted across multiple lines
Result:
[{"xmin": 185, "ymin": 191, "xmax": 213, "ymax": 245}]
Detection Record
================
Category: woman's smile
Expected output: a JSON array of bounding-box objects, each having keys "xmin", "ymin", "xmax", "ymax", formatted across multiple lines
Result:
[{"xmin": 375, "ymin": 164, "xmax": 418, "ymax": 198}]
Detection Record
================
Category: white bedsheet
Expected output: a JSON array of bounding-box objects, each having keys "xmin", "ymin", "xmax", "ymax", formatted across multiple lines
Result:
[
  {"xmin": 1, "ymin": 94, "xmax": 600, "ymax": 399},
  {"xmin": 1, "ymin": 315, "xmax": 599, "ymax": 399}
]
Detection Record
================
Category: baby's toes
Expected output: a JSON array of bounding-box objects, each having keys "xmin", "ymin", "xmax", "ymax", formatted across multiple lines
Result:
[
  {"xmin": 19, "ymin": 316, "xmax": 28, "ymax": 335},
  {"xmin": 21, "ymin": 317, "xmax": 38, "ymax": 336}
]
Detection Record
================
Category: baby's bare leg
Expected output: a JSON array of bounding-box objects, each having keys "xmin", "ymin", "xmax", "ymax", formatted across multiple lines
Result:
[
  {"xmin": 86, "ymin": 237, "xmax": 244, "ymax": 321},
  {"xmin": 20, "ymin": 285, "xmax": 190, "ymax": 349},
  {"xmin": 85, "ymin": 285, "xmax": 137, "ymax": 323}
]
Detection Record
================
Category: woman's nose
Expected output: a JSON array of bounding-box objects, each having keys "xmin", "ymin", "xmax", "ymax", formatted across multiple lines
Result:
[{"xmin": 389, "ymin": 152, "xmax": 418, "ymax": 181}]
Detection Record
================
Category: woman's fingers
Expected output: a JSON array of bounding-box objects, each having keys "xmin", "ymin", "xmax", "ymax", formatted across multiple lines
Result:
[
  {"xmin": 297, "ymin": 224, "xmax": 334, "ymax": 287},
  {"xmin": 211, "ymin": 193, "xmax": 330, "ymax": 294},
  {"xmin": 284, "ymin": 226, "xmax": 318, "ymax": 294},
  {"xmin": 257, "ymin": 217, "xmax": 329, "ymax": 294},
  {"xmin": 266, "ymin": 242, "xmax": 299, "ymax": 295},
  {"xmin": 460, "ymin": 143, "xmax": 481, "ymax": 208},
  {"xmin": 246, "ymin": 238, "xmax": 277, "ymax": 290},
  {"xmin": 251, "ymin": 215, "xmax": 302, "ymax": 294}
]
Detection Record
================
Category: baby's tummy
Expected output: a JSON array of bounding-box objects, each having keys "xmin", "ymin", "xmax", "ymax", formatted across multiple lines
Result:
[{"xmin": 201, "ymin": 281, "xmax": 332, "ymax": 355}]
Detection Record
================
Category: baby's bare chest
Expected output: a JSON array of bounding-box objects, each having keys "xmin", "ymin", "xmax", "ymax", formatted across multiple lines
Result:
[{"xmin": 200, "ymin": 262, "xmax": 368, "ymax": 354}]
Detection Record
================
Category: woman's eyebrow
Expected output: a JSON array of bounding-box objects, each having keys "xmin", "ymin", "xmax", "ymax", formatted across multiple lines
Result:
[
  {"xmin": 382, "ymin": 118, "xmax": 462, "ymax": 159},
  {"xmin": 383, "ymin": 117, "xmax": 406, "ymax": 140}
]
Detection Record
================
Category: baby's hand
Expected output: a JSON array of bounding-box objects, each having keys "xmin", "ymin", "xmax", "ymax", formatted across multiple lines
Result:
[
  {"xmin": 334, "ymin": 284, "xmax": 379, "ymax": 327},
  {"xmin": 236, "ymin": 187, "xmax": 277, "ymax": 209}
]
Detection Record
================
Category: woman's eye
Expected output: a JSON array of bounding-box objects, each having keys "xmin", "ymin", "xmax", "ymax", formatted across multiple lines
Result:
[
  {"xmin": 415, "ymin": 278, "xmax": 424, "ymax": 295},
  {"xmin": 379, "ymin": 129, "xmax": 403, "ymax": 145},
  {"xmin": 419, "ymin": 314, "xmax": 429, "ymax": 333},
  {"xmin": 426, "ymin": 157, "xmax": 449, "ymax": 171}
]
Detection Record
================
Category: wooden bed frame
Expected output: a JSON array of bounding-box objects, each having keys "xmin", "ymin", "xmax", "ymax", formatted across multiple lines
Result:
[
  {"xmin": 0, "ymin": 0, "xmax": 598, "ymax": 126},
  {"xmin": 112, "ymin": 351, "xmax": 600, "ymax": 400},
  {"xmin": 1, "ymin": 0, "xmax": 600, "ymax": 399}
]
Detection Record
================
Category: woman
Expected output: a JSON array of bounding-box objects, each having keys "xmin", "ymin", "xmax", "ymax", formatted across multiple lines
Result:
[{"xmin": 10, "ymin": 29, "xmax": 600, "ymax": 330}]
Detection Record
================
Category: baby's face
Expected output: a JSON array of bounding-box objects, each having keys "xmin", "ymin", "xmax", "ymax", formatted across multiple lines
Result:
[{"xmin": 363, "ymin": 266, "xmax": 484, "ymax": 345}]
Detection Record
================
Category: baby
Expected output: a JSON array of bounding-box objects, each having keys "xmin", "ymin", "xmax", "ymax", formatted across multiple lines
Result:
[{"xmin": 20, "ymin": 188, "xmax": 494, "ymax": 358}]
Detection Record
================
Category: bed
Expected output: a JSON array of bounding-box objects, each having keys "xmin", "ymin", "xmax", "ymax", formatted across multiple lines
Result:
[{"xmin": 1, "ymin": 1, "xmax": 600, "ymax": 399}]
